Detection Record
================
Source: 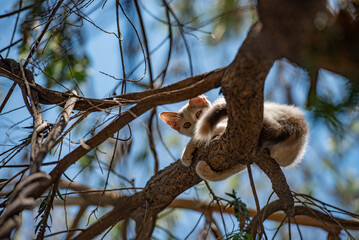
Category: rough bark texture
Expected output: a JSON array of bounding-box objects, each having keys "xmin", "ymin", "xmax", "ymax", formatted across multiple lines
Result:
[
  {"xmin": 71, "ymin": 1, "xmax": 359, "ymax": 237},
  {"xmin": 1, "ymin": 0, "xmax": 359, "ymax": 239},
  {"xmin": 72, "ymin": 22, "xmax": 295, "ymax": 239}
]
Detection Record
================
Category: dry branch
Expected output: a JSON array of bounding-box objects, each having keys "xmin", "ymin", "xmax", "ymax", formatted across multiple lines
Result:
[
  {"xmin": 0, "ymin": 59, "xmax": 225, "ymax": 111},
  {"xmin": 1, "ymin": 0, "xmax": 359, "ymax": 239},
  {"xmin": 32, "ymin": 90, "xmax": 78, "ymax": 172},
  {"xmin": 70, "ymin": 1, "xmax": 359, "ymax": 238},
  {"xmin": 169, "ymin": 199, "xmax": 359, "ymax": 232},
  {"xmin": 50, "ymin": 194, "xmax": 359, "ymax": 237},
  {"xmin": 70, "ymin": 21, "xmax": 294, "ymax": 239},
  {"xmin": 0, "ymin": 173, "xmax": 51, "ymax": 239}
]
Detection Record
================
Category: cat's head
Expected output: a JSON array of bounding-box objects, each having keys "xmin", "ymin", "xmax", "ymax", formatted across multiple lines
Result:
[{"xmin": 160, "ymin": 95, "xmax": 211, "ymax": 137}]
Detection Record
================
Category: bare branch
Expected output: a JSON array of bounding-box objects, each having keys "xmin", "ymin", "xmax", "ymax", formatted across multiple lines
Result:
[
  {"xmin": 23, "ymin": 0, "xmax": 65, "ymax": 68},
  {"xmin": 0, "ymin": 59, "xmax": 225, "ymax": 111},
  {"xmin": 2, "ymin": 1, "xmax": 359, "ymax": 239},
  {"xmin": 0, "ymin": 173, "xmax": 51, "ymax": 239},
  {"xmin": 45, "ymin": 67, "xmax": 224, "ymax": 188},
  {"xmin": 34, "ymin": 90, "xmax": 78, "ymax": 169}
]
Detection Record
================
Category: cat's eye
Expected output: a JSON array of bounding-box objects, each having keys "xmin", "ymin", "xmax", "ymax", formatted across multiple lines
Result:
[
  {"xmin": 196, "ymin": 110, "xmax": 202, "ymax": 119},
  {"xmin": 183, "ymin": 122, "xmax": 191, "ymax": 129}
]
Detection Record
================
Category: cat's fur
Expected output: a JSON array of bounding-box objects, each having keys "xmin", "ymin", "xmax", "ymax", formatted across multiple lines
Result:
[{"xmin": 160, "ymin": 95, "xmax": 309, "ymax": 181}]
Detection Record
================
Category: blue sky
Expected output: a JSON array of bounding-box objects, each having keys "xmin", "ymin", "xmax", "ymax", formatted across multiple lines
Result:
[{"xmin": 1, "ymin": 1, "xmax": 358, "ymax": 239}]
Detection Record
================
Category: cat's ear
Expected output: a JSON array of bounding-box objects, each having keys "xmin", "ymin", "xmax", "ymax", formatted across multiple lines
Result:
[
  {"xmin": 189, "ymin": 95, "xmax": 209, "ymax": 107},
  {"xmin": 160, "ymin": 112, "xmax": 180, "ymax": 131}
]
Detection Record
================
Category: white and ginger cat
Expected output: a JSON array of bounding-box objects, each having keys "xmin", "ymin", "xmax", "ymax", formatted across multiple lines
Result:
[{"xmin": 160, "ymin": 95, "xmax": 309, "ymax": 181}]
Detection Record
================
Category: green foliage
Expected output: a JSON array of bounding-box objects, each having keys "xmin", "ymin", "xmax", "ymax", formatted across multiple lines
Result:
[
  {"xmin": 62, "ymin": 172, "xmax": 73, "ymax": 182},
  {"xmin": 225, "ymin": 190, "xmax": 252, "ymax": 240},
  {"xmin": 211, "ymin": 0, "xmax": 239, "ymax": 41},
  {"xmin": 173, "ymin": 0, "xmax": 255, "ymax": 44},
  {"xmin": 34, "ymin": 183, "xmax": 64, "ymax": 234},
  {"xmin": 308, "ymin": 80, "xmax": 359, "ymax": 137},
  {"xmin": 17, "ymin": 0, "xmax": 90, "ymax": 88},
  {"xmin": 56, "ymin": 188, "xmax": 64, "ymax": 201},
  {"xmin": 135, "ymin": 146, "xmax": 149, "ymax": 163},
  {"xmin": 174, "ymin": 0, "xmax": 198, "ymax": 24},
  {"xmin": 79, "ymin": 154, "xmax": 93, "ymax": 168},
  {"xmin": 35, "ymin": 195, "xmax": 51, "ymax": 234},
  {"xmin": 209, "ymin": 0, "xmax": 256, "ymax": 44}
]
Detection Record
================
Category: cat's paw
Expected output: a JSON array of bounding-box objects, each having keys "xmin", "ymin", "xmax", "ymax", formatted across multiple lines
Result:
[
  {"xmin": 196, "ymin": 161, "xmax": 246, "ymax": 181},
  {"xmin": 181, "ymin": 140, "xmax": 197, "ymax": 166},
  {"xmin": 196, "ymin": 161, "xmax": 217, "ymax": 180},
  {"xmin": 181, "ymin": 153, "xmax": 193, "ymax": 166}
]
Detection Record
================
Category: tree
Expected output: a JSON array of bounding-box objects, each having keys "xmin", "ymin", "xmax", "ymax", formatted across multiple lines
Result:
[{"xmin": 0, "ymin": 0, "xmax": 359, "ymax": 239}]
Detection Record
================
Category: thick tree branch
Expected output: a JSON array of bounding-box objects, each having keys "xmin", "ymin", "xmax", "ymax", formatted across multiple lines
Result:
[
  {"xmin": 50, "ymin": 191, "xmax": 359, "ymax": 238},
  {"xmin": 254, "ymin": 152, "xmax": 294, "ymax": 211},
  {"xmin": 0, "ymin": 173, "xmax": 51, "ymax": 239},
  {"xmin": 258, "ymin": 0, "xmax": 359, "ymax": 83},
  {"xmin": 70, "ymin": 22, "xmax": 291, "ymax": 239},
  {"xmin": 72, "ymin": 192, "xmax": 145, "ymax": 240},
  {"xmin": 73, "ymin": 160, "xmax": 201, "ymax": 239},
  {"xmin": 246, "ymin": 199, "xmax": 359, "ymax": 238},
  {"xmin": 0, "ymin": 59, "xmax": 225, "ymax": 111},
  {"xmin": 2, "ymin": 1, "xmax": 358, "ymax": 239},
  {"xmin": 44, "ymin": 68, "xmax": 224, "ymax": 188},
  {"xmin": 169, "ymin": 199, "xmax": 359, "ymax": 233},
  {"xmin": 0, "ymin": 60, "xmax": 225, "ymax": 239},
  {"xmin": 24, "ymin": 64, "xmax": 45, "ymax": 174},
  {"xmin": 7, "ymin": 65, "xmax": 225, "ymax": 239},
  {"xmin": 196, "ymin": 22, "xmax": 294, "ymax": 213}
]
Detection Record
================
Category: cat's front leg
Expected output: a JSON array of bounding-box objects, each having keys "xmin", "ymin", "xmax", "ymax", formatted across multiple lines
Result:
[{"xmin": 181, "ymin": 139, "xmax": 198, "ymax": 166}]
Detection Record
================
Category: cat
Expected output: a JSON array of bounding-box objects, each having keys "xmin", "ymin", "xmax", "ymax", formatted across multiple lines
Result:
[{"xmin": 160, "ymin": 95, "xmax": 309, "ymax": 181}]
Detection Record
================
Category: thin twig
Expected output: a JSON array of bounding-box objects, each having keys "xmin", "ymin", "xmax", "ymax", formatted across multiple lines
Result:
[
  {"xmin": 148, "ymin": 109, "xmax": 159, "ymax": 173},
  {"xmin": 0, "ymin": 2, "xmax": 42, "ymax": 19},
  {"xmin": 37, "ymin": 178, "xmax": 60, "ymax": 240},
  {"xmin": 23, "ymin": 0, "xmax": 65, "ymax": 69},
  {"xmin": 247, "ymin": 164, "xmax": 267, "ymax": 240},
  {"xmin": 204, "ymin": 181, "xmax": 228, "ymax": 237},
  {"xmin": 134, "ymin": 0, "xmax": 154, "ymax": 87},
  {"xmin": 163, "ymin": 1, "xmax": 193, "ymax": 75},
  {"xmin": 6, "ymin": 0, "xmax": 23, "ymax": 58},
  {"xmin": 115, "ymin": 0, "xmax": 127, "ymax": 95},
  {"xmin": 65, "ymin": 205, "xmax": 87, "ymax": 240}
]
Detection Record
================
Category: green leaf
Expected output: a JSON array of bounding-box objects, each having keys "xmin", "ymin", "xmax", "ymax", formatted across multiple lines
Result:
[
  {"xmin": 62, "ymin": 172, "xmax": 73, "ymax": 182},
  {"xmin": 225, "ymin": 189, "xmax": 238, "ymax": 199},
  {"xmin": 35, "ymin": 218, "xmax": 43, "ymax": 233},
  {"xmin": 244, "ymin": 233, "xmax": 253, "ymax": 240},
  {"xmin": 56, "ymin": 189, "xmax": 64, "ymax": 201},
  {"xmin": 225, "ymin": 192, "xmax": 236, "ymax": 199},
  {"xmin": 35, "ymin": 196, "xmax": 49, "ymax": 220}
]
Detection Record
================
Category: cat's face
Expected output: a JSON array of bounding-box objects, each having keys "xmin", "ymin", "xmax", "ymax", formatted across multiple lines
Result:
[{"xmin": 160, "ymin": 95, "xmax": 211, "ymax": 137}]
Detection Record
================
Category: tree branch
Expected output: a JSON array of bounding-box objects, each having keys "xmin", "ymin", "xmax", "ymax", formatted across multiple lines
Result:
[
  {"xmin": 45, "ymin": 68, "xmax": 224, "ymax": 189},
  {"xmin": 33, "ymin": 90, "xmax": 78, "ymax": 172},
  {"xmin": 0, "ymin": 173, "xmax": 51, "ymax": 239},
  {"xmin": 50, "ymin": 194, "xmax": 359, "ymax": 237},
  {"xmin": 62, "ymin": 22, "xmax": 293, "ymax": 239},
  {"xmin": 0, "ymin": 59, "xmax": 225, "ymax": 111}
]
